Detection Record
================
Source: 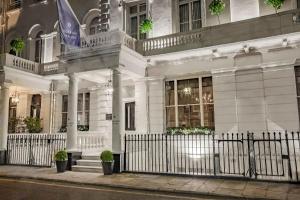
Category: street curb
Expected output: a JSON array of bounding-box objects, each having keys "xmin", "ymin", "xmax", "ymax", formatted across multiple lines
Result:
[{"xmin": 0, "ymin": 174, "xmax": 268, "ymax": 200}]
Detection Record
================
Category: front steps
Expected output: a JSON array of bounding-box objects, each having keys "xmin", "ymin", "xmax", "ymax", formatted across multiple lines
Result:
[{"xmin": 72, "ymin": 155, "xmax": 102, "ymax": 173}]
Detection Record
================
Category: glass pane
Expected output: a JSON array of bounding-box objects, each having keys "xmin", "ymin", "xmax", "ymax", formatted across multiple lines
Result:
[
  {"xmin": 177, "ymin": 78, "xmax": 199, "ymax": 105},
  {"xmin": 192, "ymin": 0, "xmax": 201, "ymax": 30},
  {"xmin": 166, "ymin": 107, "xmax": 176, "ymax": 128},
  {"xmin": 202, "ymin": 77, "xmax": 214, "ymax": 129},
  {"xmin": 62, "ymin": 113, "xmax": 68, "ymax": 127},
  {"xmin": 85, "ymin": 93, "xmax": 90, "ymax": 111},
  {"xmin": 77, "ymin": 112, "xmax": 84, "ymax": 125},
  {"xmin": 295, "ymin": 67, "xmax": 300, "ymax": 96},
  {"xmin": 130, "ymin": 16, "xmax": 138, "ymax": 39},
  {"xmin": 178, "ymin": 105, "xmax": 201, "ymax": 127},
  {"xmin": 179, "ymin": 3, "xmax": 189, "ymax": 32},
  {"xmin": 130, "ymin": 5, "xmax": 137, "ymax": 14},
  {"xmin": 78, "ymin": 94, "xmax": 83, "ymax": 112},
  {"xmin": 139, "ymin": 3, "xmax": 146, "ymax": 12},
  {"xmin": 139, "ymin": 14, "xmax": 147, "ymax": 39},
  {"xmin": 165, "ymin": 81, "xmax": 175, "ymax": 106},
  {"xmin": 85, "ymin": 111, "xmax": 89, "ymax": 126},
  {"xmin": 62, "ymin": 95, "xmax": 68, "ymax": 112}
]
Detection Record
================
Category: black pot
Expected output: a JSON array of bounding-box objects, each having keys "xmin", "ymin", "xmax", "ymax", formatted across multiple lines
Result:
[
  {"xmin": 56, "ymin": 160, "xmax": 67, "ymax": 173},
  {"xmin": 102, "ymin": 161, "xmax": 114, "ymax": 175}
]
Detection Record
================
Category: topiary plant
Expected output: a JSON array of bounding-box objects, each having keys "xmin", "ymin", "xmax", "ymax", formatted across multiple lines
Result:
[
  {"xmin": 140, "ymin": 18, "xmax": 153, "ymax": 34},
  {"xmin": 10, "ymin": 38, "xmax": 25, "ymax": 56},
  {"xmin": 100, "ymin": 150, "xmax": 114, "ymax": 162},
  {"xmin": 264, "ymin": 0, "xmax": 285, "ymax": 13},
  {"xmin": 55, "ymin": 150, "xmax": 68, "ymax": 161},
  {"xmin": 24, "ymin": 117, "xmax": 42, "ymax": 133},
  {"xmin": 209, "ymin": 0, "xmax": 226, "ymax": 24}
]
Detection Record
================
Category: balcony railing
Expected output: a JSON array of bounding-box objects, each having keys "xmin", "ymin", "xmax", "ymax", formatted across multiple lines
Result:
[
  {"xmin": 64, "ymin": 29, "xmax": 137, "ymax": 55},
  {"xmin": 0, "ymin": 53, "xmax": 40, "ymax": 74},
  {"xmin": 137, "ymin": 9, "xmax": 300, "ymax": 56}
]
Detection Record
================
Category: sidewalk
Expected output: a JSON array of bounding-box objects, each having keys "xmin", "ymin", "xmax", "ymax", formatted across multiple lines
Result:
[{"xmin": 0, "ymin": 166, "xmax": 299, "ymax": 200}]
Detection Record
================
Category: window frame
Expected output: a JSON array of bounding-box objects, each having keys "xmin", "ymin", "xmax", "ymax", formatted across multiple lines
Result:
[
  {"xmin": 165, "ymin": 76, "xmax": 214, "ymax": 129},
  {"xmin": 61, "ymin": 92, "xmax": 90, "ymax": 128},
  {"xmin": 126, "ymin": 0, "xmax": 147, "ymax": 40},
  {"xmin": 125, "ymin": 102, "xmax": 136, "ymax": 131}
]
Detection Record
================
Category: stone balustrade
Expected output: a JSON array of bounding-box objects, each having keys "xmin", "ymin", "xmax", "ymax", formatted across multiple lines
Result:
[
  {"xmin": 137, "ymin": 9, "xmax": 300, "ymax": 56},
  {"xmin": 0, "ymin": 53, "xmax": 40, "ymax": 74},
  {"xmin": 77, "ymin": 132, "xmax": 105, "ymax": 153}
]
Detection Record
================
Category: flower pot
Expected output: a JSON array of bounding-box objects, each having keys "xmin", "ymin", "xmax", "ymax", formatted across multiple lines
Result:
[
  {"xmin": 102, "ymin": 161, "xmax": 114, "ymax": 175},
  {"xmin": 56, "ymin": 160, "xmax": 67, "ymax": 173}
]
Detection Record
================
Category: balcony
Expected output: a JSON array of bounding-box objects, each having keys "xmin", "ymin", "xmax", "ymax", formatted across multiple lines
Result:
[
  {"xmin": 137, "ymin": 9, "xmax": 300, "ymax": 56},
  {"xmin": 0, "ymin": 53, "xmax": 40, "ymax": 74}
]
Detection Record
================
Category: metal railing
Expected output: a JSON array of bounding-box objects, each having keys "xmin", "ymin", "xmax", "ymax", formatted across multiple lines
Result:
[
  {"xmin": 6, "ymin": 133, "xmax": 66, "ymax": 167},
  {"xmin": 124, "ymin": 132, "xmax": 300, "ymax": 183}
]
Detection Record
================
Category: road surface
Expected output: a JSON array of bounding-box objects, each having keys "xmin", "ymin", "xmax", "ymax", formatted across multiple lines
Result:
[{"xmin": 0, "ymin": 178, "xmax": 222, "ymax": 200}]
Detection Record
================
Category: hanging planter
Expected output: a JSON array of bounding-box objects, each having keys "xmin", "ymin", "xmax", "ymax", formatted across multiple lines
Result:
[
  {"xmin": 209, "ymin": 0, "xmax": 226, "ymax": 24},
  {"xmin": 264, "ymin": 0, "xmax": 285, "ymax": 13},
  {"xmin": 9, "ymin": 38, "xmax": 25, "ymax": 56},
  {"xmin": 140, "ymin": 18, "xmax": 153, "ymax": 34}
]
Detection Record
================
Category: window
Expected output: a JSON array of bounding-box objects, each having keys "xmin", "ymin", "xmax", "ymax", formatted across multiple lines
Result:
[
  {"xmin": 61, "ymin": 93, "xmax": 90, "ymax": 128},
  {"xmin": 295, "ymin": 67, "xmax": 300, "ymax": 125},
  {"xmin": 179, "ymin": 0, "xmax": 201, "ymax": 32},
  {"xmin": 8, "ymin": 98, "xmax": 18, "ymax": 133},
  {"xmin": 165, "ymin": 77, "xmax": 214, "ymax": 129},
  {"xmin": 125, "ymin": 102, "xmax": 135, "ymax": 131},
  {"xmin": 30, "ymin": 94, "xmax": 42, "ymax": 119},
  {"xmin": 35, "ymin": 31, "xmax": 43, "ymax": 63},
  {"xmin": 89, "ymin": 17, "xmax": 101, "ymax": 35},
  {"xmin": 128, "ymin": 2, "xmax": 147, "ymax": 40},
  {"xmin": 8, "ymin": 0, "xmax": 22, "ymax": 11}
]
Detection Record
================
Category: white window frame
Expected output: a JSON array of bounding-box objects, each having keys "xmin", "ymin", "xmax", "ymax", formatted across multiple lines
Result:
[
  {"xmin": 127, "ymin": 0, "xmax": 147, "ymax": 40},
  {"xmin": 165, "ymin": 76, "xmax": 214, "ymax": 128}
]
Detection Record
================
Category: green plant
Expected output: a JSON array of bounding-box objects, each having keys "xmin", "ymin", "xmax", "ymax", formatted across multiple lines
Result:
[
  {"xmin": 264, "ymin": 0, "xmax": 285, "ymax": 13},
  {"xmin": 166, "ymin": 127, "xmax": 213, "ymax": 135},
  {"xmin": 55, "ymin": 150, "xmax": 68, "ymax": 161},
  {"xmin": 24, "ymin": 117, "xmax": 42, "ymax": 133},
  {"xmin": 10, "ymin": 38, "xmax": 25, "ymax": 55},
  {"xmin": 209, "ymin": 0, "xmax": 226, "ymax": 24},
  {"xmin": 100, "ymin": 150, "xmax": 114, "ymax": 162},
  {"xmin": 140, "ymin": 18, "xmax": 153, "ymax": 34}
]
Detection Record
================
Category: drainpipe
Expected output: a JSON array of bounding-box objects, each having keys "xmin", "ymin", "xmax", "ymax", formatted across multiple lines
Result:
[
  {"xmin": 145, "ymin": 66, "xmax": 150, "ymax": 134},
  {"xmin": 49, "ymin": 81, "xmax": 54, "ymax": 134}
]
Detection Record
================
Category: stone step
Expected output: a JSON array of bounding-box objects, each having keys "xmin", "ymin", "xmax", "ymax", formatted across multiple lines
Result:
[
  {"xmin": 77, "ymin": 160, "xmax": 101, "ymax": 167},
  {"xmin": 81, "ymin": 155, "xmax": 100, "ymax": 160},
  {"xmin": 72, "ymin": 165, "xmax": 103, "ymax": 173}
]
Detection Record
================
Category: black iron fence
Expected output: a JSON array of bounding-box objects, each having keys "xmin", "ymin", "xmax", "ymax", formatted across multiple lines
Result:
[
  {"xmin": 6, "ymin": 133, "xmax": 66, "ymax": 167},
  {"xmin": 124, "ymin": 132, "xmax": 300, "ymax": 182}
]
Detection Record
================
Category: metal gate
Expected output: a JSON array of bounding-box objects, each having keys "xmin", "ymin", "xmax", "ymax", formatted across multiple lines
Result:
[
  {"xmin": 6, "ymin": 133, "xmax": 66, "ymax": 167},
  {"xmin": 124, "ymin": 132, "xmax": 300, "ymax": 183}
]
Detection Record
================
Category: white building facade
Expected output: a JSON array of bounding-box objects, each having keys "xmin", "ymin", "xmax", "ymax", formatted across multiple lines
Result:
[{"xmin": 1, "ymin": 0, "xmax": 300, "ymax": 158}]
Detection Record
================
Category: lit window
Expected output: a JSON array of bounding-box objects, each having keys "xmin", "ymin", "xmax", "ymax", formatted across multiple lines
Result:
[
  {"xmin": 125, "ymin": 102, "xmax": 135, "ymax": 131},
  {"xmin": 179, "ymin": 0, "xmax": 202, "ymax": 32},
  {"xmin": 165, "ymin": 77, "xmax": 214, "ymax": 129},
  {"xmin": 61, "ymin": 93, "xmax": 90, "ymax": 128},
  {"xmin": 128, "ymin": 2, "xmax": 147, "ymax": 40}
]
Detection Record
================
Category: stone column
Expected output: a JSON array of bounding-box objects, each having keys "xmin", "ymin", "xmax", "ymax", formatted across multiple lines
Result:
[
  {"xmin": 134, "ymin": 79, "xmax": 148, "ymax": 134},
  {"xmin": 67, "ymin": 73, "xmax": 78, "ymax": 151},
  {"xmin": 112, "ymin": 69, "xmax": 122, "ymax": 153},
  {"xmin": 0, "ymin": 84, "xmax": 9, "ymax": 164}
]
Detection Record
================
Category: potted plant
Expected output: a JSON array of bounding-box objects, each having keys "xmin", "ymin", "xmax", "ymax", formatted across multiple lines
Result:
[
  {"xmin": 9, "ymin": 38, "xmax": 25, "ymax": 56},
  {"xmin": 209, "ymin": 0, "xmax": 226, "ymax": 24},
  {"xmin": 100, "ymin": 150, "xmax": 114, "ymax": 175},
  {"xmin": 140, "ymin": 18, "xmax": 153, "ymax": 34},
  {"xmin": 55, "ymin": 150, "xmax": 68, "ymax": 173},
  {"xmin": 264, "ymin": 0, "xmax": 285, "ymax": 13}
]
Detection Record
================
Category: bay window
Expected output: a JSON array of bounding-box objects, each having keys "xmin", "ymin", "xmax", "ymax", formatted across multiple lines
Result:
[
  {"xmin": 165, "ymin": 77, "xmax": 214, "ymax": 129},
  {"xmin": 179, "ymin": 0, "xmax": 202, "ymax": 32}
]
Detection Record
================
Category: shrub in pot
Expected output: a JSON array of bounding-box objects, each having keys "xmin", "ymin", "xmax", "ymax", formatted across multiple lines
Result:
[
  {"xmin": 264, "ymin": 0, "xmax": 285, "ymax": 13},
  {"xmin": 209, "ymin": 0, "xmax": 226, "ymax": 24},
  {"xmin": 100, "ymin": 150, "xmax": 114, "ymax": 175},
  {"xmin": 55, "ymin": 150, "xmax": 68, "ymax": 173},
  {"xmin": 9, "ymin": 38, "xmax": 25, "ymax": 56}
]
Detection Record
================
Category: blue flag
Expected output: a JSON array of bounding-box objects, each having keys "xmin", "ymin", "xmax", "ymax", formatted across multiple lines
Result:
[{"xmin": 57, "ymin": 0, "xmax": 81, "ymax": 47}]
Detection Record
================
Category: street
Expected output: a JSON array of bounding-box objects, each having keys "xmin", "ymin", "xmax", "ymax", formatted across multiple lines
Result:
[{"xmin": 0, "ymin": 178, "xmax": 220, "ymax": 200}]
